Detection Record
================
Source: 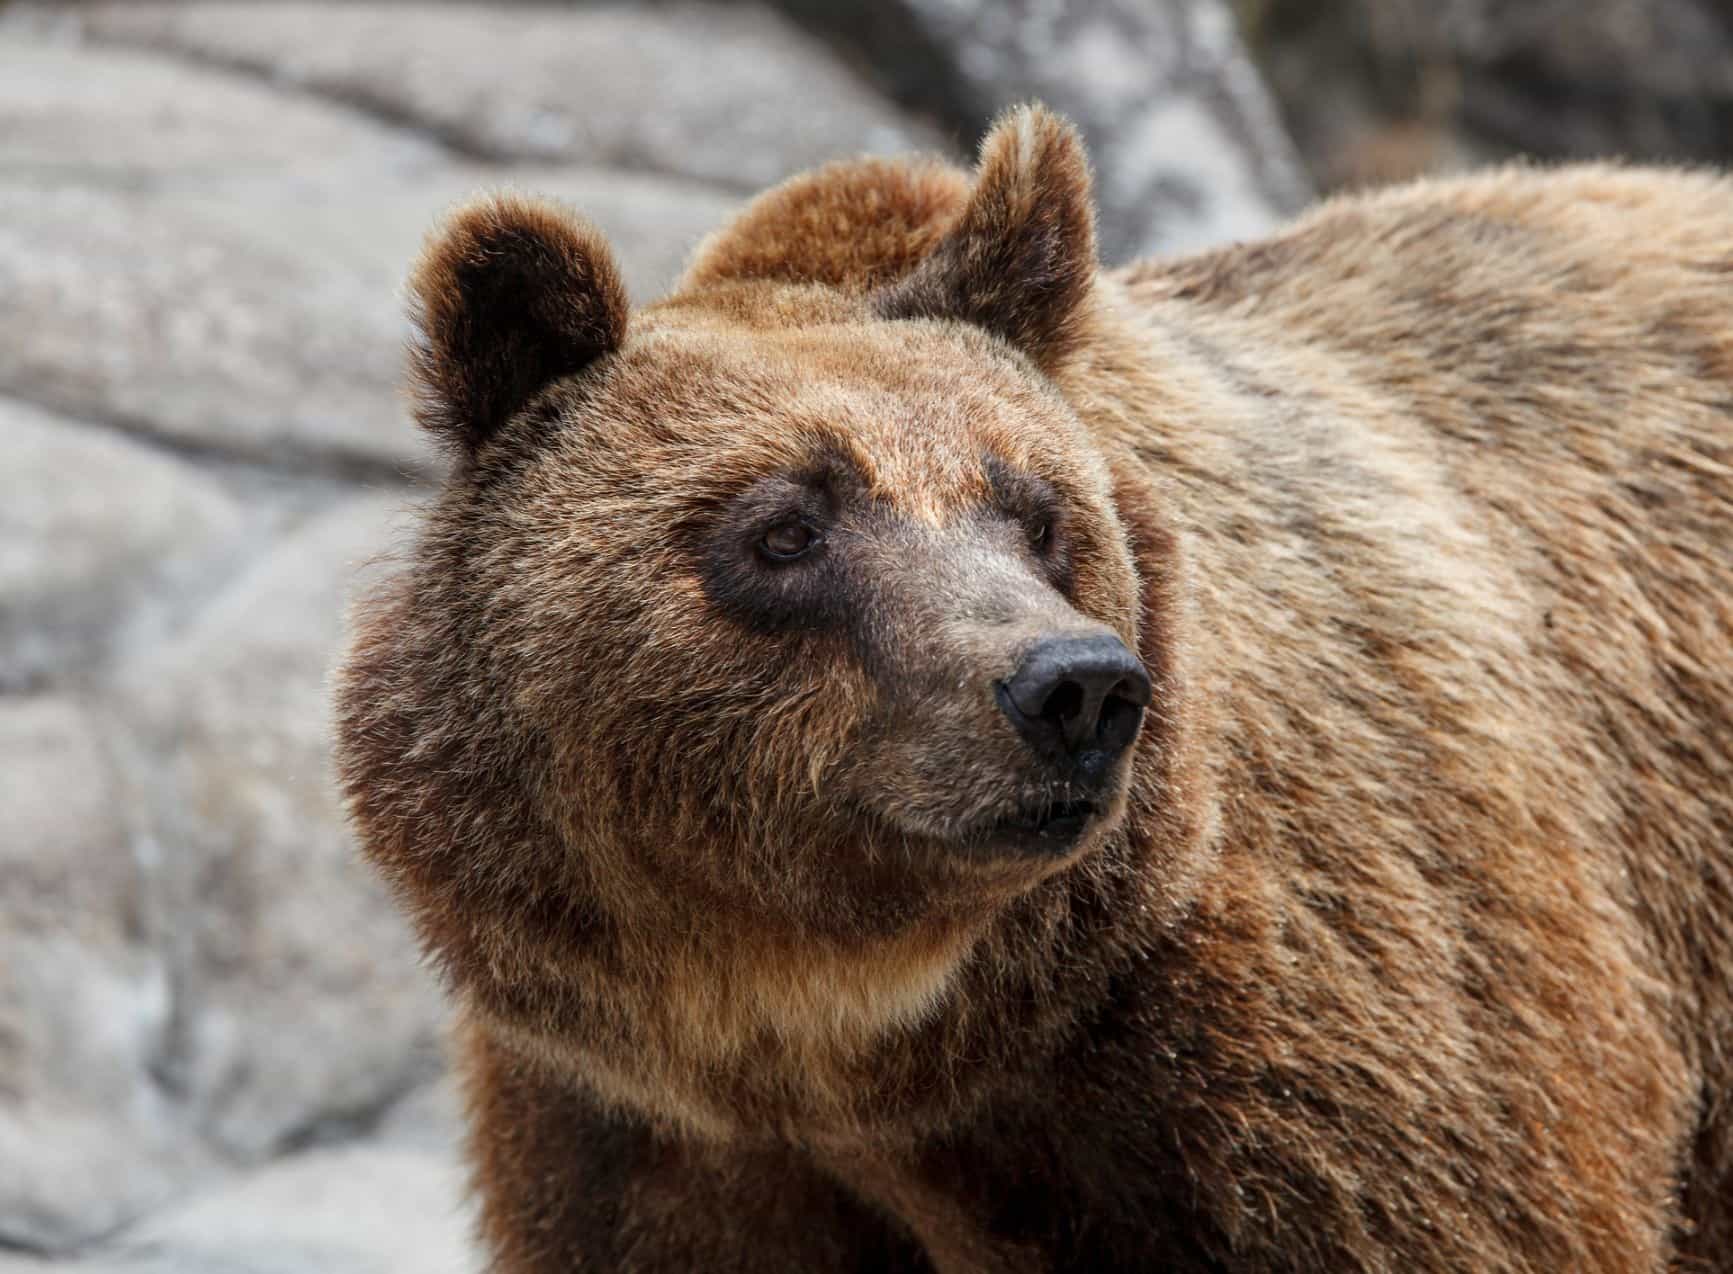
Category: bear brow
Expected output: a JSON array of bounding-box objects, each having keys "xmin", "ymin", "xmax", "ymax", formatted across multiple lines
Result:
[
  {"xmin": 786, "ymin": 448, "xmax": 856, "ymax": 495},
  {"xmin": 707, "ymin": 444, "xmax": 873, "ymax": 524},
  {"xmin": 781, "ymin": 435, "xmax": 888, "ymax": 505},
  {"xmin": 982, "ymin": 453, "xmax": 1056, "ymax": 515}
]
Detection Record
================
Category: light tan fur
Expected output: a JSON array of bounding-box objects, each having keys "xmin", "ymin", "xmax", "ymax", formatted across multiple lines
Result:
[{"xmin": 337, "ymin": 108, "xmax": 1733, "ymax": 1271}]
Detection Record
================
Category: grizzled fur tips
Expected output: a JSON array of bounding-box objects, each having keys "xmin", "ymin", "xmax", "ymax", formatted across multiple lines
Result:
[
  {"xmin": 338, "ymin": 103, "xmax": 1733, "ymax": 1273},
  {"xmin": 681, "ymin": 155, "xmax": 969, "ymax": 293}
]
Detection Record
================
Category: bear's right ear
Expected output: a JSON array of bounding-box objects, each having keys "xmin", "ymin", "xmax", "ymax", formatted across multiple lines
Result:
[{"xmin": 406, "ymin": 193, "xmax": 628, "ymax": 454}]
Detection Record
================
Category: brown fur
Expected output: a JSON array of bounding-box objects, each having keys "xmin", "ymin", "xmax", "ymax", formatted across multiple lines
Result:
[{"xmin": 336, "ymin": 105, "xmax": 1733, "ymax": 1271}]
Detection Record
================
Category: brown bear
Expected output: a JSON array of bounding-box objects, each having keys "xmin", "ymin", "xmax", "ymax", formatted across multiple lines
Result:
[{"xmin": 335, "ymin": 105, "xmax": 1733, "ymax": 1272}]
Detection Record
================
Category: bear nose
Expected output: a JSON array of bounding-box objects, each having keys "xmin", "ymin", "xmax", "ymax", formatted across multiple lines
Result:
[{"xmin": 996, "ymin": 634, "xmax": 1152, "ymax": 766}]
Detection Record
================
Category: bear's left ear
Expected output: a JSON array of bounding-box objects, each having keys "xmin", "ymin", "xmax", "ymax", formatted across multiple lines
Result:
[
  {"xmin": 406, "ymin": 193, "xmax": 628, "ymax": 454},
  {"xmin": 875, "ymin": 104, "xmax": 1097, "ymax": 374}
]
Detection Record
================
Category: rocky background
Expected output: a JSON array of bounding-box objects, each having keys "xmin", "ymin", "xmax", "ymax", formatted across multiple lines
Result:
[{"xmin": 0, "ymin": 2, "xmax": 1719, "ymax": 1270}]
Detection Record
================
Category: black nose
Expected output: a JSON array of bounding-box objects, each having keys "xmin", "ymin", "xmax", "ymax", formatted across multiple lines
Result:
[{"xmin": 996, "ymin": 634, "xmax": 1151, "ymax": 767}]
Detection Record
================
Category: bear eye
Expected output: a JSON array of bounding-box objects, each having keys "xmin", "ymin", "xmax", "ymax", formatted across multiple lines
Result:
[
  {"xmin": 759, "ymin": 520, "xmax": 820, "ymax": 562},
  {"xmin": 1023, "ymin": 510, "xmax": 1061, "ymax": 556}
]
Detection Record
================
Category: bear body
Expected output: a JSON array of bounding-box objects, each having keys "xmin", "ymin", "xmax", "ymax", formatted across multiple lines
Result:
[{"xmin": 336, "ymin": 109, "xmax": 1733, "ymax": 1271}]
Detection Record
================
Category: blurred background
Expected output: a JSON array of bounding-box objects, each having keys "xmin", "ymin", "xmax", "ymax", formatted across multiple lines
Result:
[{"xmin": 4, "ymin": 1, "xmax": 1731, "ymax": 1270}]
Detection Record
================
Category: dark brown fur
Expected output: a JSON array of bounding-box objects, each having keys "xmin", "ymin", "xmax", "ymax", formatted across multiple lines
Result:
[
  {"xmin": 336, "ymin": 106, "xmax": 1733, "ymax": 1271},
  {"xmin": 407, "ymin": 192, "xmax": 628, "ymax": 453}
]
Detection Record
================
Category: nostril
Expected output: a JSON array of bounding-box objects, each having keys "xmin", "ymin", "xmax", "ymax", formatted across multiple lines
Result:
[
  {"xmin": 1096, "ymin": 688, "xmax": 1145, "ymax": 752},
  {"xmin": 1040, "ymin": 680, "xmax": 1085, "ymax": 729}
]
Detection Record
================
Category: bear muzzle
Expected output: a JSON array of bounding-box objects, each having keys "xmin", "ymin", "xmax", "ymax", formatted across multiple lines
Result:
[{"xmin": 964, "ymin": 632, "xmax": 1151, "ymax": 855}]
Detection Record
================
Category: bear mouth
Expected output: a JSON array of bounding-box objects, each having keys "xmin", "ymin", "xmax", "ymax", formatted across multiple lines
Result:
[{"xmin": 981, "ymin": 797, "xmax": 1099, "ymax": 854}]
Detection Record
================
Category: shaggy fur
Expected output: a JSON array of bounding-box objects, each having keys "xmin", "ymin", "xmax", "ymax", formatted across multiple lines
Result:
[{"xmin": 335, "ymin": 105, "xmax": 1733, "ymax": 1272}]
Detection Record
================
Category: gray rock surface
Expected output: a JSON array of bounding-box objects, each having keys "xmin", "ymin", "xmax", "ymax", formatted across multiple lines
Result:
[
  {"xmin": 108, "ymin": 495, "xmax": 444, "ymax": 1162},
  {"xmin": 774, "ymin": 0, "xmax": 1310, "ymax": 259},
  {"xmin": 0, "ymin": 11, "xmax": 744, "ymax": 476},
  {"xmin": 0, "ymin": 39, "xmax": 442, "ymax": 182},
  {"xmin": 0, "ymin": 399, "xmax": 244, "ymax": 692},
  {"xmin": 0, "ymin": 172, "xmax": 731, "ymax": 475},
  {"xmin": 0, "ymin": 177, "xmax": 424, "ymax": 475},
  {"xmin": 0, "ymin": 500, "xmax": 449, "ymax": 1257},
  {"xmin": 1368, "ymin": 0, "xmax": 1733, "ymax": 160},
  {"xmin": 0, "ymin": 1133, "xmax": 475, "ymax": 1274},
  {"xmin": 57, "ymin": 2, "xmax": 948, "ymax": 188},
  {"xmin": 0, "ymin": 695, "xmax": 206, "ymax": 1252},
  {"xmin": 1244, "ymin": 0, "xmax": 1733, "ymax": 189},
  {"xmin": 103, "ymin": 1141, "xmax": 476, "ymax": 1274},
  {"xmin": 0, "ymin": 2, "xmax": 1301, "ymax": 1267}
]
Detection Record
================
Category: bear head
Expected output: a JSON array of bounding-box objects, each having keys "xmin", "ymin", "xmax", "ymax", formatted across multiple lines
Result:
[{"xmin": 337, "ymin": 106, "xmax": 1196, "ymax": 1137}]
